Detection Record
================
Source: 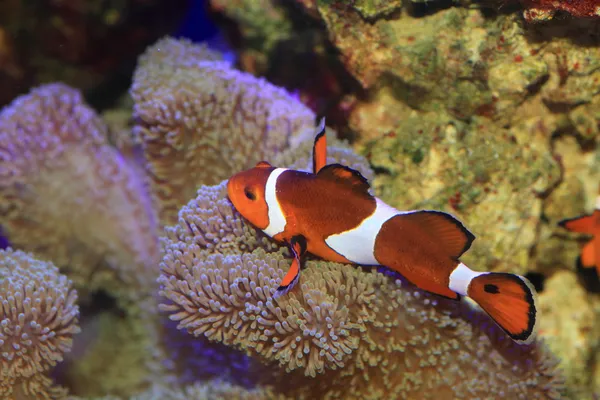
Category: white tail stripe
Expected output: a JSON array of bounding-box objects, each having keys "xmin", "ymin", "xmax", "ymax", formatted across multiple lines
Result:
[
  {"xmin": 595, "ymin": 195, "xmax": 600, "ymax": 210},
  {"xmin": 448, "ymin": 262, "xmax": 485, "ymax": 296},
  {"xmin": 325, "ymin": 198, "xmax": 399, "ymax": 265},
  {"xmin": 263, "ymin": 168, "xmax": 289, "ymax": 237}
]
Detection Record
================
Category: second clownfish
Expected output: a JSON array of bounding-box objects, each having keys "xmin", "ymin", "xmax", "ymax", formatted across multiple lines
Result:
[
  {"xmin": 227, "ymin": 119, "xmax": 538, "ymax": 345},
  {"xmin": 558, "ymin": 188, "xmax": 600, "ymax": 291}
]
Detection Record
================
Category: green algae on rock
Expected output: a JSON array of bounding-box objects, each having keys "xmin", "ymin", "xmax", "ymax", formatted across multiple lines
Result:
[
  {"xmin": 351, "ymin": 0, "xmax": 403, "ymax": 20},
  {"xmin": 537, "ymin": 270, "xmax": 600, "ymax": 399},
  {"xmin": 359, "ymin": 112, "xmax": 560, "ymax": 276}
]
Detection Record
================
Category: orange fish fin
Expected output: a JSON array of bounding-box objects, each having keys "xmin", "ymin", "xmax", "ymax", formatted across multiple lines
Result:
[
  {"xmin": 255, "ymin": 161, "xmax": 273, "ymax": 169},
  {"xmin": 317, "ymin": 164, "xmax": 370, "ymax": 195},
  {"xmin": 312, "ymin": 117, "xmax": 327, "ymax": 174},
  {"xmin": 468, "ymin": 273, "xmax": 537, "ymax": 344},
  {"xmin": 580, "ymin": 240, "xmax": 596, "ymax": 268},
  {"xmin": 558, "ymin": 214, "xmax": 596, "ymax": 234},
  {"xmin": 276, "ymin": 235, "xmax": 307, "ymax": 294},
  {"xmin": 400, "ymin": 210, "xmax": 475, "ymax": 260}
]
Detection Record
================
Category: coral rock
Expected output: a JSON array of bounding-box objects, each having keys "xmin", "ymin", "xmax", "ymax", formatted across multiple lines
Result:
[{"xmin": 521, "ymin": 0, "xmax": 600, "ymax": 21}]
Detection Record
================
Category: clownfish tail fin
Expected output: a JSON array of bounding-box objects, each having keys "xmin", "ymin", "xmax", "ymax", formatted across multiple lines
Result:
[{"xmin": 467, "ymin": 272, "xmax": 538, "ymax": 345}]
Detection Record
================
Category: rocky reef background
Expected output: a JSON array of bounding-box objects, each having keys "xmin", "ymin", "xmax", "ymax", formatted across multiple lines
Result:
[{"xmin": 0, "ymin": 0, "xmax": 599, "ymax": 399}]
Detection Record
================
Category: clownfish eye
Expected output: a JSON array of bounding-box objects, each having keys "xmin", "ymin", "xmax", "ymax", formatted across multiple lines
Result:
[{"xmin": 244, "ymin": 187, "xmax": 256, "ymax": 201}]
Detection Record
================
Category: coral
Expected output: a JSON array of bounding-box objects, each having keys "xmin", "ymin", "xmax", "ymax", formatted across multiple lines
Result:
[
  {"xmin": 0, "ymin": 25, "xmax": 578, "ymax": 398},
  {"xmin": 131, "ymin": 37, "xmax": 316, "ymax": 226},
  {"xmin": 59, "ymin": 311, "xmax": 158, "ymax": 398},
  {"xmin": 0, "ymin": 248, "xmax": 79, "ymax": 399},
  {"xmin": 0, "ymin": 83, "xmax": 160, "ymax": 303},
  {"xmin": 2, "ymin": 374, "xmax": 69, "ymax": 400},
  {"xmin": 159, "ymin": 181, "xmax": 563, "ymax": 399},
  {"xmin": 520, "ymin": 0, "xmax": 600, "ymax": 21},
  {"xmin": 70, "ymin": 380, "xmax": 288, "ymax": 400},
  {"xmin": 157, "ymin": 320, "xmax": 265, "ymax": 388}
]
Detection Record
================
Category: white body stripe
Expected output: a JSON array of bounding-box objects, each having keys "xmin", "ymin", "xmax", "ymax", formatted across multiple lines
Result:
[
  {"xmin": 262, "ymin": 168, "xmax": 289, "ymax": 237},
  {"xmin": 324, "ymin": 198, "xmax": 401, "ymax": 265},
  {"xmin": 448, "ymin": 262, "xmax": 485, "ymax": 296},
  {"xmin": 595, "ymin": 195, "xmax": 600, "ymax": 210}
]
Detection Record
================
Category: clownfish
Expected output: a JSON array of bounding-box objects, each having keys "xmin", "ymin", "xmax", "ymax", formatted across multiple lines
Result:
[
  {"xmin": 227, "ymin": 119, "xmax": 538, "ymax": 345},
  {"xmin": 558, "ymin": 190, "xmax": 600, "ymax": 291}
]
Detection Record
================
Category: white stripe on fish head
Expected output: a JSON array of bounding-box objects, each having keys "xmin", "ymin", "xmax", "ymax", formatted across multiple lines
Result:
[{"xmin": 262, "ymin": 168, "xmax": 289, "ymax": 237}]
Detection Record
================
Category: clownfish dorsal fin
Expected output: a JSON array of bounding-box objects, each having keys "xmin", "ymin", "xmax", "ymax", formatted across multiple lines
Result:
[
  {"xmin": 558, "ymin": 213, "xmax": 596, "ymax": 235},
  {"xmin": 399, "ymin": 210, "xmax": 475, "ymax": 260},
  {"xmin": 312, "ymin": 117, "xmax": 327, "ymax": 174},
  {"xmin": 255, "ymin": 161, "xmax": 272, "ymax": 169},
  {"xmin": 317, "ymin": 163, "xmax": 371, "ymax": 195}
]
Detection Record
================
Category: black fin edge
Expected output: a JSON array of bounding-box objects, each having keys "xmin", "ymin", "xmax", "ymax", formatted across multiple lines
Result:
[
  {"xmin": 421, "ymin": 210, "xmax": 476, "ymax": 258},
  {"xmin": 557, "ymin": 214, "xmax": 594, "ymax": 231},
  {"xmin": 276, "ymin": 275, "xmax": 299, "ymax": 293},
  {"xmin": 318, "ymin": 163, "xmax": 371, "ymax": 190},
  {"xmin": 312, "ymin": 117, "xmax": 327, "ymax": 174}
]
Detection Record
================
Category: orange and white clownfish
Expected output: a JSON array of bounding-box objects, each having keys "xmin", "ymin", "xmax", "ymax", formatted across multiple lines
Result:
[
  {"xmin": 227, "ymin": 119, "xmax": 538, "ymax": 345},
  {"xmin": 558, "ymin": 189, "xmax": 600, "ymax": 291}
]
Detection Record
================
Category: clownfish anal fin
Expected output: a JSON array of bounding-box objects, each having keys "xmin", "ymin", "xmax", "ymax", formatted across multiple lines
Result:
[
  {"xmin": 467, "ymin": 272, "xmax": 538, "ymax": 345},
  {"xmin": 580, "ymin": 240, "xmax": 596, "ymax": 268},
  {"xmin": 317, "ymin": 164, "xmax": 370, "ymax": 195},
  {"xmin": 400, "ymin": 210, "xmax": 475, "ymax": 260},
  {"xmin": 558, "ymin": 213, "xmax": 596, "ymax": 235},
  {"xmin": 312, "ymin": 117, "xmax": 327, "ymax": 174},
  {"xmin": 276, "ymin": 235, "xmax": 307, "ymax": 294}
]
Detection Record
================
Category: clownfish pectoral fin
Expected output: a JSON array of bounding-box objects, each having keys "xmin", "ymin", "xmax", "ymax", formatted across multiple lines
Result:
[
  {"xmin": 317, "ymin": 164, "xmax": 371, "ymax": 195},
  {"xmin": 467, "ymin": 272, "xmax": 538, "ymax": 344},
  {"xmin": 312, "ymin": 117, "xmax": 327, "ymax": 174},
  {"xmin": 558, "ymin": 214, "xmax": 596, "ymax": 235},
  {"xmin": 399, "ymin": 210, "xmax": 475, "ymax": 260},
  {"xmin": 276, "ymin": 235, "xmax": 307, "ymax": 294}
]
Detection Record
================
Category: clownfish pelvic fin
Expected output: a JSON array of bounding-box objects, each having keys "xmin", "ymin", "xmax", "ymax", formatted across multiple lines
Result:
[
  {"xmin": 276, "ymin": 235, "xmax": 307, "ymax": 294},
  {"xmin": 450, "ymin": 264, "xmax": 538, "ymax": 345}
]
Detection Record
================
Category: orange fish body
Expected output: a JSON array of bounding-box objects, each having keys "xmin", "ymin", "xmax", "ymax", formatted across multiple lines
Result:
[
  {"xmin": 559, "ymin": 194, "xmax": 600, "ymax": 288},
  {"xmin": 227, "ymin": 119, "xmax": 538, "ymax": 345}
]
